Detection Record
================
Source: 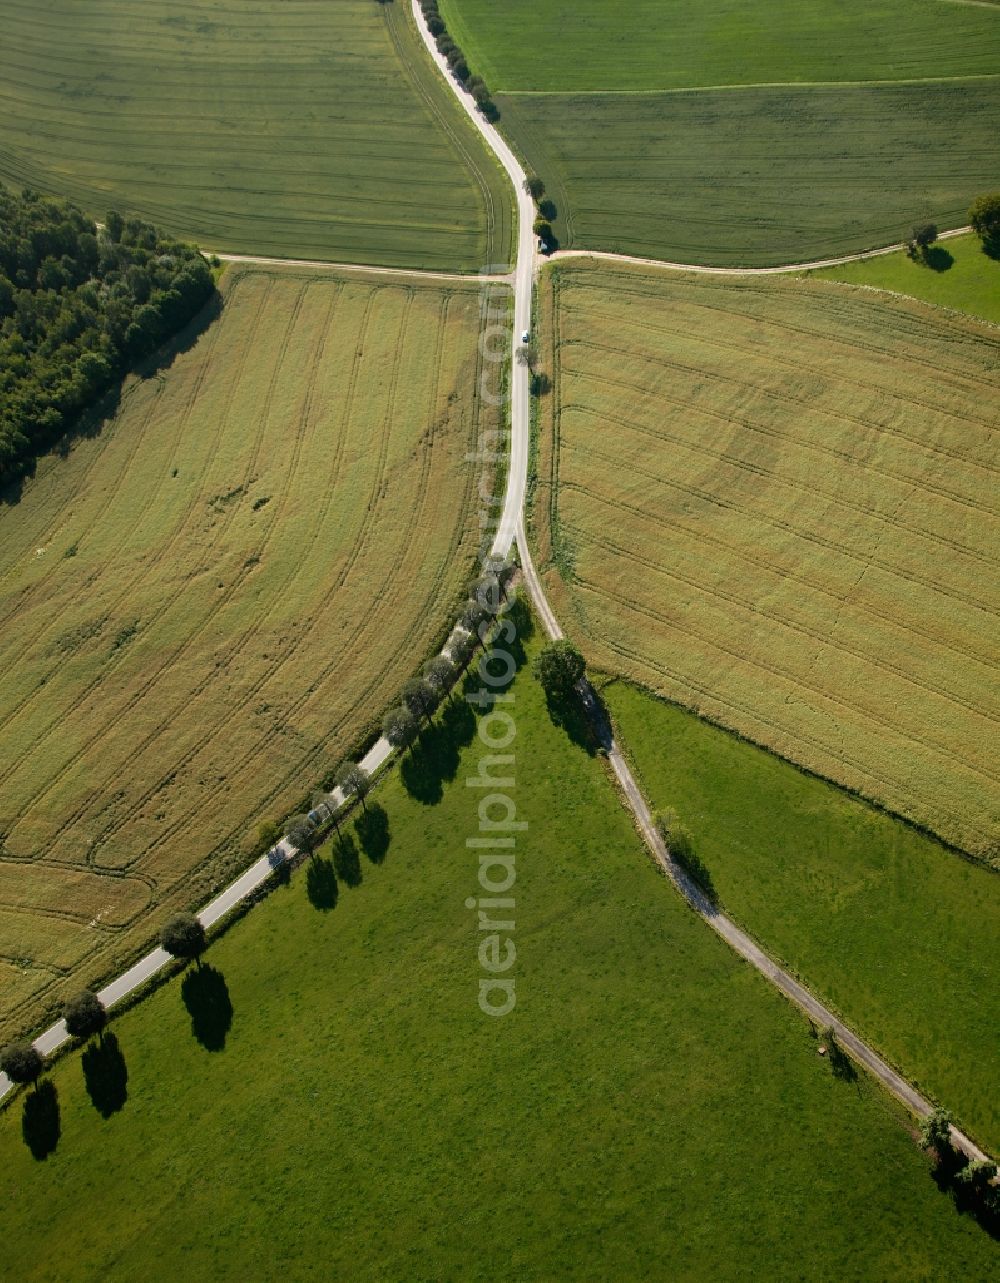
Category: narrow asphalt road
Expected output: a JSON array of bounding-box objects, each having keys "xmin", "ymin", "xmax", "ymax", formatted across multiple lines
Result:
[
  {"xmin": 410, "ymin": 0, "xmax": 536, "ymax": 563},
  {"xmin": 2, "ymin": 5, "xmax": 991, "ymax": 1170},
  {"xmin": 423, "ymin": 5, "xmax": 991, "ymax": 1160}
]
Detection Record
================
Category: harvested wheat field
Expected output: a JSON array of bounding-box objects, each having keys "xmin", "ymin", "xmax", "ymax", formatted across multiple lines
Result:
[
  {"xmin": 535, "ymin": 261, "xmax": 1000, "ymax": 861},
  {"xmin": 0, "ymin": 264, "xmax": 497, "ymax": 1039}
]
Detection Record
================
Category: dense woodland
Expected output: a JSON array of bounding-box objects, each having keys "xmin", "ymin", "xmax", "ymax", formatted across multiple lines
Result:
[{"xmin": 0, "ymin": 186, "xmax": 215, "ymax": 488}]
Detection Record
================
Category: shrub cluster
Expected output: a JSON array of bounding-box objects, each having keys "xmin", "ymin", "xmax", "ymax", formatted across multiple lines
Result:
[
  {"xmin": 419, "ymin": 1, "xmax": 499, "ymax": 120},
  {"xmin": 0, "ymin": 185, "xmax": 215, "ymax": 488},
  {"xmin": 654, "ymin": 809, "xmax": 718, "ymax": 904}
]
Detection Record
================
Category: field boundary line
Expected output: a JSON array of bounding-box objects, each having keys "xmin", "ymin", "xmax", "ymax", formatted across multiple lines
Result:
[
  {"xmin": 548, "ymin": 226, "xmax": 972, "ymax": 276},
  {"xmin": 498, "ymin": 73, "xmax": 1000, "ymax": 96},
  {"xmin": 212, "ymin": 252, "xmax": 511, "ymax": 285},
  {"xmin": 516, "ymin": 523, "xmax": 994, "ymax": 1165}
]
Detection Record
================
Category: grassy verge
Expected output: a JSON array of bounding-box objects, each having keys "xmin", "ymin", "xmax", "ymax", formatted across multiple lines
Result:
[
  {"xmin": 1, "ymin": 628, "xmax": 997, "ymax": 1279},
  {"xmin": 809, "ymin": 232, "xmax": 1000, "ymax": 325},
  {"xmin": 605, "ymin": 678, "xmax": 1000, "ymax": 1154}
]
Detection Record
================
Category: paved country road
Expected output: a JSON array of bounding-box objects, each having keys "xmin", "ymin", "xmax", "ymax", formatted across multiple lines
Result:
[
  {"xmin": 1, "ymin": 3, "xmax": 991, "ymax": 1170},
  {"xmin": 409, "ymin": 1, "xmax": 993, "ymax": 1163}
]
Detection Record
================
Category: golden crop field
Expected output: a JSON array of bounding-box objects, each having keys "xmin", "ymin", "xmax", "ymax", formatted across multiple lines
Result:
[
  {"xmin": 0, "ymin": 264, "xmax": 497, "ymax": 1040},
  {"xmin": 535, "ymin": 261, "xmax": 1000, "ymax": 862}
]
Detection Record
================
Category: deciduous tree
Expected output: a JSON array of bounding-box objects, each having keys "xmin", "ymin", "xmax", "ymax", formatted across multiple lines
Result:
[
  {"xmin": 159, "ymin": 912, "xmax": 206, "ymax": 961},
  {"xmin": 533, "ymin": 639, "xmax": 585, "ymax": 697},
  {"xmin": 969, "ymin": 191, "xmax": 1000, "ymax": 253},
  {"xmin": 383, "ymin": 705, "xmax": 419, "ymax": 751},
  {"xmin": 0, "ymin": 1041, "xmax": 43, "ymax": 1086},
  {"xmin": 63, "ymin": 990, "xmax": 107, "ymax": 1041},
  {"xmin": 336, "ymin": 762, "xmax": 370, "ymax": 811}
]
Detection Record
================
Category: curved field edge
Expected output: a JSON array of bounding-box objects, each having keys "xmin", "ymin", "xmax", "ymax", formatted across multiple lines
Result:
[
  {"xmin": 531, "ymin": 259, "xmax": 1000, "ymax": 862},
  {"xmin": 1, "ymin": 637, "xmax": 997, "ymax": 1279},
  {"xmin": 602, "ymin": 677, "xmax": 1000, "ymax": 1154},
  {"xmin": 0, "ymin": 0, "xmax": 513, "ymax": 271},
  {"xmin": 0, "ymin": 262, "xmax": 499, "ymax": 1042},
  {"xmin": 493, "ymin": 80, "xmax": 1000, "ymax": 267},
  {"xmin": 807, "ymin": 231, "xmax": 1000, "ymax": 327}
]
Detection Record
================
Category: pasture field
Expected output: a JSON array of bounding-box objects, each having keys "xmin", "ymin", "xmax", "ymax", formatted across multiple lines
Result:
[
  {"xmin": 534, "ymin": 261, "xmax": 1000, "ymax": 863},
  {"xmin": 2, "ymin": 636, "xmax": 997, "ymax": 1280},
  {"xmin": 606, "ymin": 680, "xmax": 1000, "ymax": 1153},
  {"xmin": 810, "ymin": 232, "xmax": 1000, "ymax": 326},
  {"xmin": 0, "ymin": 263, "xmax": 496, "ymax": 1043},
  {"xmin": 0, "ymin": 0, "xmax": 512, "ymax": 270},
  {"xmin": 497, "ymin": 82, "xmax": 1000, "ymax": 266},
  {"xmin": 441, "ymin": 0, "xmax": 1000, "ymax": 91}
]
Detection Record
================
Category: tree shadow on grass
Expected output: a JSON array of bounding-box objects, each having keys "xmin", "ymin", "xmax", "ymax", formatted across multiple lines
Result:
[
  {"xmin": 922, "ymin": 245, "xmax": 954, "ymax": 272},
  {"xmin": 181, "ymin": 964, "xmax": 233, "ymax": 1052},
  {"xmin": 22, "ymin": 1080, "xmax": 60, "ymax": 1160},
  {"xmin": 355, "ymin": 802, "xmax": 390, "ymax": 865},
  {"xmin": 82, "ymin": 1032, "xmax": 128, "ymax": 1117},
  {"xmin": 332, "ymin": 832, "xmax": 363, "ymax": 888},
  {"xmin": 401, "ymin": 699, "xmax": 476, "ymax": 805},
  {"xmin": 306, "ymin": 855, "xmax": 339, "ymax": 910},
  {"xmin": 828, "ymin": 1040, "xmax": 858, "ymax": 1084},
  {"xmin": 931, "ymin": 1148, "xmax": 1000, "ymax": 1241},
  {"xmin": 545, "ymin": 682, "xmax": 603, "ymax": 757}
]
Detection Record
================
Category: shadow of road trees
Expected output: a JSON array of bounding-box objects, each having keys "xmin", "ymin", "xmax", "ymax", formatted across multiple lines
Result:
[
  {"xmin": 82, "ymin": 1032, "xmax": 128, "ymax": 1117},
  {"xmin": 181, "ymin": 964, "xmax": 234, "ymax": 1052},
  {"xmin": 22, "ymin": 1080, "xmax": 60, "ymax": 1160},
  {"xmin": 828, "ymin": 1039, "xmax": 858, "ymax": 1084},
  {"xmin": 400, "ymin": 698, "xmax": 476, "ymax": 804},
  {"xmin": 545, "ymin": 684, "xmax": 602, "ymax": 755},
  {"xmin": 332, "ymin": 832, "xmax": 363, "ymax": 888},
  {"xmin": 355, "ymin": 801, "xmax": 390, "ymax": 864},
  {"xmin": 931, "ymin": 1146, "xmax": 1000, "ymax": 1241},
  {"xmin": 307, "ymin": 855, "xmax": 339, "ymax": 909},
  {"xmin": 922, "ymin": 245, "xmax": 954, "ymax": 272}
]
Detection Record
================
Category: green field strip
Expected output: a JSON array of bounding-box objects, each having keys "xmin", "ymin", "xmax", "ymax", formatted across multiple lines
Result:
[
  {"xmin": 495, "ymin": 79, "xmax": 1000, "ymax": 264},
  {"xmin": 440, "ymin": 0, "xmax": 1000, "ymax": 92},
  {"xmin": 608, "ymin": 680, "xmax": 1000, "ymax": 1152}
]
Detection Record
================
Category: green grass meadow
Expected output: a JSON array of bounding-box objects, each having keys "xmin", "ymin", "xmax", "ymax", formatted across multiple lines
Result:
[
  {"xmin": 441, "ymin": 0, "xmax": 1000, "ymax": 91},
  {"xmin": 605, "ymin": 681, "xmax": 1000, "ymax": 1155},
  {"xmin": 497, "ymin": 81, "xmax": 1000, "ymax": 265},
  {"xmin": 0, "ymin": 0, "xmax": 512, "ymax": 269},
  {"xmin": 1, "ymin": 632, "xmax": 997, "ymax": 1279},
  {"xmin": 810, "ymin": 231, "xmax": 1000, "ymax": 324}
]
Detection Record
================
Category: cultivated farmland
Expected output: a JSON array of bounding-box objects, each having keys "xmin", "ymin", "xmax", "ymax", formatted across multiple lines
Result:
[
  {"xmin": 443, "ymin": 0, "xmax": 1000, "ymax": 264},
  {"xmin": 0, "ymin": 264, "xmax": 496, "ymax": 1042},
  {"xmin": 534, "ymin": 261, "xmax": 1000, "ymax": 863},
  {"xmin": 442, "ymin": 0, "xmax": 1000, "ymax": 91},
  {"xmin": 607, "ymin": 681, "xmax": 1000, "ymax": 1153},
  {"xmin": 0, "ymin": 0, "xmax": 512, "ymax": 270},
  {"xmin": 498, "ymin": 82, "xmax": 1000, "ymax": 266},
  {"xmin": 2, "ymin": 639, "xmax": 997, "ymax": 1280}
]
